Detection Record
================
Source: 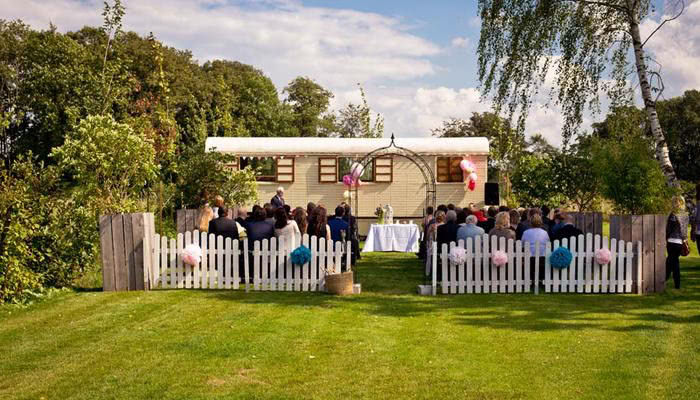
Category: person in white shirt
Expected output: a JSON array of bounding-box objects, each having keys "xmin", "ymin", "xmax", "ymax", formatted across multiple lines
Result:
[{"xmin": 273, "ymin": 207, "xmax": 300, "ymax": 250}]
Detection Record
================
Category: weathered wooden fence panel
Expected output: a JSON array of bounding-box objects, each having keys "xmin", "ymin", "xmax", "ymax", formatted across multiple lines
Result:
[
  {"xmin": 431, "ymin": 234, "xmax": 640, "ymax": 295},
  {"xmin": 99, "ymin": 213, "xmax": 155, "ymax": 291},
  {"xmin": 150, "ymin": 233, "xmax": 350, "ymax": 292},
  {"xmin": 610, "ymin": 214, "xmax": 666, "ymax": 294},
  {"xmin": 569, "ymin": 212, "xmax": 603, "ymax": 237}
]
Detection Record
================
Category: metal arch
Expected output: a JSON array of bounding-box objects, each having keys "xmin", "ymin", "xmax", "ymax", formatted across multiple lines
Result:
[{"xmin": 352, "ymin": 134, "xmax": 437, "ymax": 217}]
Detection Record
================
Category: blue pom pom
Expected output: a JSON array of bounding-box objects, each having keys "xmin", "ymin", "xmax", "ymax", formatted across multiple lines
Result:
[
  {"xmin": 290, "ymin": 245, "xmax": 312, "ymax": 265},
  {"xmin": 550, "ymin": 247, "xmax": 573, "ymax": 269}
]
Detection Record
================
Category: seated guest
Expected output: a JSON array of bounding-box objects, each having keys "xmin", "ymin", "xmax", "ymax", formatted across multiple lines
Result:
[
  {"xmin": 436, "ymin": 210, "xmax": 459, "ymax": 251},
  {"xmin": 328, "ymin": 205, "xmax": 350, "ymax": 242},
  {"xmin": 423, "ymin": 206, "xmax": 435, "ymax": 231},
  {"xmin": 509, "ymin": 209, "xmax": 520, "ymax": 232},
  {"xmin": 437, "ymin": 204, "xmax": 448, "ymax": 214},
  {"xmin": 457, "ymin": 215, "xmax": 485, "ymax": 242},
  {"xmin": 274, "ymin": 207, "xmax": 300, "ymax": 249},
  {"xmin": 479, "ymin": 206, "xmax": 498, "ymax": 233},
  {"xmin": 198, "ymin": 206, "xmax": 214, "ymax": 233},
  {"xmin": 456, "ymin": 209, "xmax": 468, "ymax": 226},
  {"xmin": 235, "ymin": 206, "xmax": 248, "ymax": 226},
  {"xmin": 271, "ymin": 187, "xmax": 285, "ymax": 208},
  {"xmin": 490, "ymin": 211, "xmax": 516, "ymax": 241},
  {"xmin": 308, "ymin": 206, "xmax": 331, "ymax": 241},
  {"xmin": 283, "ymin": 204, "xmax": 292, "ymax": 218},
  {"xmin": 551, "ymin": 212, "xmax": 566, "ymax": 236},
  {"xmin": 247, "ymin": 207, "xmax": 275, "ymax": 243},
  {"xmin": 522, "ymin": 214, "xmax": 550, "ymax": 256},
  {"xmin": 447, "ymin": 203, "xmax": 456, "ymax": 211},
  {"xmin": 292, "ymin": 207, "xmax": 308, "ymax": 235},
  {"xmin": 306, "ymin": 202, "xmax": 316, "ymax": 224},
  {"xmin": 246, "ymin": 205, "xmax": 260, "ymax": 225},
  {"xmin": 551, "ymin": 213, "xmax": 583, "ymax": 242},
  {"xmin": 516, "ymin": 208, "xmax": 539, "ymax": 240},
  {"xmin": 264, "ymin": 204, "xmax": 275, "ymax": 224},
  {"xmin": 498, "ymin": 205, "xmax": 510, "ymax": 213},
  {"xmin": 542, "ymin": 205, "xmax": 553, "ymax": 233},
  {"xmin": 212, "ymin": 195, "xmax": 225, "ymax": 219},
  {"xmin": 208, "ymin": 207, "xmax": 239, "ymax": 241}
]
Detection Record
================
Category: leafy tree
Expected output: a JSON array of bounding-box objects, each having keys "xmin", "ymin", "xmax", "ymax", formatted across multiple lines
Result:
[
  {"xmin": 51, "ymin": 115, "xmax": 158, "ymax": 215},
  {"xmin": 175, "ymin": 145, "xmax": 258, "ymax": 209},
  {"xmin": 333, "ymin": 84, "xmax": 384, "ymax": 138},
  {"xmin": 656, "ymin": 90, "xmax": 700, "ymax": 183},
  {"xmin": 549, "ymin": 137, "xmax": 601, "ymax": 211},
  {"xmin": 591, "ymin": 136, "xmax": 675, "ymax": 214},
  {"xmin": 510, "ymin": 153, "xmax": 564, "ymax": 207},
  {"xmin": 526, "ymin": 133, "xmax": 557, "ymax": 157},
  {"xmin": 283, "ymin": 76, "xmax": 334, "ymax": 137},
  {"xmin": 476, "ymin": 0, "xmax": 685, "ymax": 187}
]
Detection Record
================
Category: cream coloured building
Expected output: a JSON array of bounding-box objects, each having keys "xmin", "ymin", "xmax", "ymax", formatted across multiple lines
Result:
[{"xmin": 206, "ymin": 137, "xmax": 490, "ymax": 235}]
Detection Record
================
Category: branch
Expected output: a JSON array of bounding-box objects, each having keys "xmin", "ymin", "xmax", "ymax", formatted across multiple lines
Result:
[
  {"xmin": 641, "ymin": 0, "xmax": 685, "ymax": 48},
  {"xmin": 553, "ymin": 0, "xmax": 629, "ymax": 13}
]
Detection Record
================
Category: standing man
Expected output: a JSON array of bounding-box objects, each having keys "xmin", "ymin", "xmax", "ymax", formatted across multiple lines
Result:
[{"xmin": 271, "ymin": 187, "xmax": 285, "ymax": 209}]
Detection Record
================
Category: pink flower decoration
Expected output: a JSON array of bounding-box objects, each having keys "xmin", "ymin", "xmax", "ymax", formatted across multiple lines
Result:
[
  {"xmin": 491, "ymin": 250, "xmax": 508, "ymax": 267},
  {"xmin": 595, "ymin": 248, "xmax": 612, "ymax": 265},
  {"xmin": 459, "ymin": 159, "xmax": 475, "ymax": 174},
  {"xmin": 342, "ymin": 174, "xmax": 354, "ymax": 186},
  {"xmin": 182, "ymin": 244, "xmax": 202, "ymax": 266},
  {"xmin": 448, "ymin": 247, "xmax": 467, "ymax": 264}
]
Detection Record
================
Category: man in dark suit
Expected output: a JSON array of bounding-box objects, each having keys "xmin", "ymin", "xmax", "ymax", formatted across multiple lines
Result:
[
  {"xmin": 551, "ymin": 213, "xmax": 583, "ymax": 242},
  {"xmin": 436, "ymin": 210, "xmax": 459, "ymax": 252},
  {"xmin": 271, "ymin": 187, "xmax": 285, "ymax": 209},
  {"xmin": 208, "ymin": 207, "xmax": 239, "ymax": 241},
  {"xmin": 246, "ymin": 207, "xmax": 275, "ymax": 243},
  {"xmin": 328, "ymin": 206, "xmax": 349, "ymax": 243}
]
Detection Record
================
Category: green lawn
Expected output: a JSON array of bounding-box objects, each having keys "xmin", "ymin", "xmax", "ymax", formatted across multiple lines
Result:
[{"xmin": 1, "ymin": 249, "xmax": 699, "ymax": 399}]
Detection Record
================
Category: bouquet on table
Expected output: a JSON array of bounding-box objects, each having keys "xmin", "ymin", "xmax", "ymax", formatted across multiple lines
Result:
[{"xmin": 374, "ymin": 205, "xmax": 384, "ymax": 225}]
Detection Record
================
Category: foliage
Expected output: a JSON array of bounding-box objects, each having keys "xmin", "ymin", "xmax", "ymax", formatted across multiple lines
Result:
[
  {"xmin": 175, "ymin": 145, "xmax": 258, "ymax": 209},
  {"xmin": 51, "ymin": 115, "xmax": 158, "ymax": 215},
  {"xmin": 656, "ymin": 90, "xmax": 700, "ymax": 183},
  {"xmin": 510, "ymin": 153, "xmax": 565, "ymax": 207},
  {"xmin": 548, "ymin": 138, "xmax": 601, "ymax": 211},
  {"xmin": 283, "ymin": 76, "xmax": 334, "ymax": 137},
  {"xmin": 476, "ymin": 0, "xmax": 680, "ymax": 187},
  {"xmin": 333, "ymin": 84, "xmax": 384, "ymax": 138},
  {"xmin": 591, "ymin": 137, "xmax": 675, "ymax": 214},
  {"xmin": 0, "ymin": 157, "xmax": 98, "ymax": 303}
]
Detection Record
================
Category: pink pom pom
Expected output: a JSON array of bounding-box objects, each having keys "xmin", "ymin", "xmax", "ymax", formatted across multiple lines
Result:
[
  {"xmin": 460, "ymin": 159, "xmax": 475, "ymax": 174},
  {"xmin": 342, "ymin": 174, "xmax": 354, "ymax": 186},
  {"xmin": 182, "ymin": 244, "xmax": 202, "ymax": 266},
  {"xmin": 448, "ymin": 247, "xmax": 467, "ymax": 264},
  {"xmin": 595, "ymin": 248, "xmax": 611, "ymax": 265},
  {"xmin": 492, "ymin": 250, "xmax": 508, "ymax": 267}
]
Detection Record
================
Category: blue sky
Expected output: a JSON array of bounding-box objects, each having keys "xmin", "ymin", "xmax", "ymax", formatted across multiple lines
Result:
[{"xmin": 4, "ymin": 0, "xmax": 699, "ymax": 144}]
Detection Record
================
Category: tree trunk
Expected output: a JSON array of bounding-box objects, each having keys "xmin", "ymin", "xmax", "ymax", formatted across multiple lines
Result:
[{"xmin": 628, "ymin": 6, "xmax": 679, "ymax": 188}]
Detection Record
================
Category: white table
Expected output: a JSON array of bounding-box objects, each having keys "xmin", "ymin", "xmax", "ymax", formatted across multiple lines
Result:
[{"xmin": 362, "ymin": 224, "xmax": 420, "ymax": 253}]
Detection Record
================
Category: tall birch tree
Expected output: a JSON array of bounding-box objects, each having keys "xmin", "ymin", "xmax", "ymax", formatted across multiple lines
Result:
[{"xmin": 476, "ymin": 0, "xmax": 685, "ymax": 187}]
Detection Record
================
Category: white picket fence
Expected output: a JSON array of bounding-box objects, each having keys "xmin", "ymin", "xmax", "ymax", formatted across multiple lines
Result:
[
  {"xmin": 430, "ymin": 234, "xmax": 642, "ymax": 295},
  {"xmin": 150, "ymin": 231, "xmax": 350, "ymax": 292}
]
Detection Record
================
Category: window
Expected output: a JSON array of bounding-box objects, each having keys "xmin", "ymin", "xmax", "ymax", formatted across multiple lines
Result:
[
  {"xmin": 240, "ymin": 157, "xmax": 276, "ymax": 182},
  {"xmin": 436, "ymin": 157, "xmax": 463, "ymax": 183},
  {"xmin": 337, "ymin": 158, "xmax": 374, "ymax": 182}
]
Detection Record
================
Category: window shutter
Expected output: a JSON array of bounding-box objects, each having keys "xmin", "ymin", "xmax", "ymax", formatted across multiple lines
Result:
[
  {"xmin": 318, "ymin": 157, "xmax": 337, "ymax": 183},
  {"xmin": 276, "ymin": 157, "xmax": 295, "ymax": 182},
  {"xmin": 436, "ymin": 157, "xmax": 450, "ymax": 182},
  {"xmin": 374, "ymin": 157, "xmax": 393, "ymax": 183},
  {"xmin": 449, "ymin": 157, "xmax": 463, "ymax": 182}
]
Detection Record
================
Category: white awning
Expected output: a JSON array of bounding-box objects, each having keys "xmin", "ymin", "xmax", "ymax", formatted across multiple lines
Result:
[{"xmin": 205, "ymin": 137, "xmax": 489, "ymax": 156}]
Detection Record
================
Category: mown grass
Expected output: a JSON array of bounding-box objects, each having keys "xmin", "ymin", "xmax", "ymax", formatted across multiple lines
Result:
[{"xmin": 1, "ymin": 246, "xmax": 699, "ymax": 399}]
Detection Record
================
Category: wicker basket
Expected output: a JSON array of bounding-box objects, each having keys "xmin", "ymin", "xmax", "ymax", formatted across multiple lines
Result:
[{"xmin": 325, "ymin": 271, "xmax": 354, "ymax": 295}]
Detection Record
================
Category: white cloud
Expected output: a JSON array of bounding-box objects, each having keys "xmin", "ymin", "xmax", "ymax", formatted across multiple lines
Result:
[
  {"xmin": 639, "ymin": 1, "xmax": 700, "ymax": 99},
  {"xmin": 450, "ymin": 36, "xmax": 470, "ymax": 48}
]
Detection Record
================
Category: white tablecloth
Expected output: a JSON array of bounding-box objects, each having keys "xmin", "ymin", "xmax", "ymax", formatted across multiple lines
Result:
[{"xmin": 362, "ymin": 224, "xmax": 420, "ymax": 253}]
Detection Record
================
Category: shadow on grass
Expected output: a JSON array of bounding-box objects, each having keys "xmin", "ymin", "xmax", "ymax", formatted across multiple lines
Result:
[{"xmin": 205, "ymin": 253, "xmax": 700, "ymax": 333}]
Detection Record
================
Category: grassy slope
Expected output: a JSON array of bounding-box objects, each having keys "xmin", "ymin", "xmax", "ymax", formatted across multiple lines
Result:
[{"xmin": 1, "ymin": 246, "xmax": 699, "ymax": 399}]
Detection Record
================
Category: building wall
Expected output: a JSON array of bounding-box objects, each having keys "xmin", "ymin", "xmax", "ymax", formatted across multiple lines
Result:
[{"xmin": 250, "ymin": 155, "xmax": 488, "ymax": 234}]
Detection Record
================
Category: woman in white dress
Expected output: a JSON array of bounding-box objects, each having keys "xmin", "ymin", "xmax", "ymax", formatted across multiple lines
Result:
[{"xmin": 274, "ymin": 207, "xmax": 301, "ymax": 250}]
